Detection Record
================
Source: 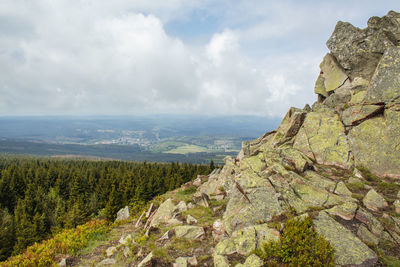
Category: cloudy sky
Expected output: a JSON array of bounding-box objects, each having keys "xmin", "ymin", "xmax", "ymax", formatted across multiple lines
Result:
[{"xmin": 0, "ymin": 1, "xmax": 398, "ymax": 117}]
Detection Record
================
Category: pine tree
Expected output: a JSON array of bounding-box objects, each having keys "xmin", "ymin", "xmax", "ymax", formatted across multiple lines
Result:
[
  {"xmin": 104, "ymin": 185, "xmax": 121, "ymax": 221},
  {"xmin": 0, "ymin": 207, "xmax": 15, "ymax": 261}
]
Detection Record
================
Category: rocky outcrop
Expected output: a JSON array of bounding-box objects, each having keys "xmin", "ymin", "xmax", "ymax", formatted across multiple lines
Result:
[
  {"xmin": 207, "ymin": 10, "xmax": 400, "ymax": 266},
  {"xmin": 73, "ymin": 11, "xmax": 400, "ymax": 267}
]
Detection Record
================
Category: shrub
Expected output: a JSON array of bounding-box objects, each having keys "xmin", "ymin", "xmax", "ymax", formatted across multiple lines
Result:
[
  {"xmin": 1, "ymin": 220, "xmax": 110, "ymax": 267},
  {"xmin": 256, "ymin": 217, "xmax": 334, "ymax": 266}
]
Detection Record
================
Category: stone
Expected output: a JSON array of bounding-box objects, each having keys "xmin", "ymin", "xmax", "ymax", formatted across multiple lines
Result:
[
  {"xmin": 115, "ymin": 206, "xmax": 130, "ymax": 221},
  {"xmin": 213, "ymin": 219, "xmax": 225, "ymax": 235},
  {"xmin": 174, "ymin": 225, "xmax": 205, "ymax": 239},
  {"xmin": 363, "ymin": 189, "xmax": 388, "ymax": 211},
  {"xmin": 176, "ymin": 201, "xmax": 188, "ymax": 212},
  {"xmin": 193, "ymin": 177, "xmax": 202, "ymax": 187},
  {"xmin": 349, "ymin": 107, "xmax": 400, "ymax": 179},
  {"xmin": 150, "ymin": 198, "xmax": 177, "ymax": 226},
  {"xmin": 279, "ymin": 147, "xmax": 312, "ymax": 172},
  {"xmin": 106, "ymin": 246, "xmax": 117, "ymax": 257},
  {"xmin": 58, "ymin": 258, "xmax": 66, "ymax": 267},
  {"xmin": 214, "ymin": 255, "xmax": 230, "ymax": 267},
  {"xmin": 334, "ymin": 181, "xmax": 352, "ymax": 196},
  {"xmin": 96, "ymin": 258, "xmax": 117, "ymax": 266},
  {"xmin": 303, "ymin": 171, "xmax": 336, "ymax": 192},
  {"xmin": 355, "ymin": 208, "xmax": 384, "ymax": 236},
  {"xmin": 271, "ymin": 107, "xmax": 307, "ymax": 146},
  {"xmin": 314, "ymin": 211, "xmax": 377, "ymax": 266},
  {"xmin": 167, "ymin": 218, "xmax": 183, "ymax": 226},
  {"xmin": 357, "ymin": 225, "xmax": 379, "ymax": 246},
  {"xmin": 348, "ymin": 176, "xmax": 363, "ymax": 184},
  {"xmin": 231, "ymin": 226, "xmax": 257, "ymax": 255},
  {"xmin": 223, "ymin": 179, "xmax": 283, "ymax": 234},
  {"xmin": 293, "ymin": 110, "xmax": 352, "ymax": 169},
  {"xmin": 349, "ymin": 90, "xmax": 368, "ymax": 105},
  {"xmin": 119, "ymin": 234, "xmax": 132, "ymax": 245},
  {"xmin": 187, "ymin": 202, "xmax": 195, "ymax": 209},
  {"xmin": 214, "ymin": 238, "xmax": 236, "ymax": 256},
  {"xmin": 323, "ymin": 84, "xmax": 351, "ymax": 109},
  {"xmin": 326, "ymin": 202, "xmax": 358, "ymax": 220},
  {"xmin": 326, "ymin": 12, "xmax": 399, "ymax": 80},
  {"xmin": 159, "ymin": 230, "xmax": 175, "ymax": 241},
  {"xmin": 290, "ymin": 177, "xmax": 345, "ymax": 208},
  {"xmin": 186, "ymin": 215, "xmax": 198, "ymax": 224},
  {"xmin": 174, "ymin": 257, "xmax": 188, "ymax": 267},
  {"xmin": 364, "ymin": 46, "xmax": 400, "ymax": 105},
  {"xmin": 193, "ymin": 193, "xmax": 210, "ymax": 208},
  {"xmin": 394, "ymin": 199, "xmax": 400, "ymax": 214},
  {"xmin": 315, "ymin": 71, "xmax": 328, "ymax": 97},
  {"xmin": 253, "ymin": 224, "xmax": 280, "ymax": 249},
  {"xmin": 317, "ymin": 53, "xmax": 349, "ymax": 93},
  {"xmin": 188, "ymin": 256, "xmax": 198, "ymax": 266},
  {"xmin": 341, "ymin": 104, "xmax": 383, "ymax": 126},
  {"xmin": 235, "ymin": 254, "xmax": 263, "ymax": 267},
  {"xmin": 138, "ymin": 252, "xmax": 153, "ymax": 267},
  {"xmin": 196, "ymin": 173, "xmax": 225, "ymax": 198}
]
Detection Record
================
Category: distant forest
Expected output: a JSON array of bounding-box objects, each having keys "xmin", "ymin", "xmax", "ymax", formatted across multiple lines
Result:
[{"xmin": 0, "ymin": 156, "xmax": 213, "ymax": 261}]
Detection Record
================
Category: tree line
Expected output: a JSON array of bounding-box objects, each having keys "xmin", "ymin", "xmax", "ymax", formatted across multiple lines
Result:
[{"xmin": 0, "ymin": 156, "xmax": 213, "ymax": 261}]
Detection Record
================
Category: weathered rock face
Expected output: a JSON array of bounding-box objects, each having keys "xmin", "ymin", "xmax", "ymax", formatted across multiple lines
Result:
[
  {"xmin": 326, "ymin": 11, "xmax": 400, "ymax": 81},
  {"xmin": 310, "ymin": 10, "xmax": 400, "ymax": 178},
  {"xmin": 88, "ymin": 11, "xmax": 400, "ymax": 267},
  {"xmin": 208, "ymin": 10, "xmax": 400, "ymax": 267}
]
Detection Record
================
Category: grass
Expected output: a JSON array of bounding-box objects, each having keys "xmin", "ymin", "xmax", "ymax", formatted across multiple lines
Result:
[
  {"xmin": 377, "ymin": 181, "xmax": 400, "ymax": 196},
  {"xmin": 174, "ymin": 187, "xmax": 198, "ymax": 202},
  {"xmin": 164, "ymin": 144, "xmax": 209, "ymax": 154},
  {"xmin": 152, "ymin": 247, "xmax": 173, "ymax": 263},
  {"xmin": 346, "ymin": 181, "xmax": 365, "ymax": 192},
  {"xmin": 167, "ymin": 237, "xmax": 203, "ymax": 253},
  {"xmin": 76, "ymin": 232, "xmax": 109, "ymax": 256},
  {"xmin": 182, "ymin": 206, "xmax": 215, "ymax": 227},
  {"xmin": 149, "ymin": 141, "xmax": 187, "ymax": 153},
  {"xmin": 380, "ymin": 255, "xmax": 400, "ymax": 267}
]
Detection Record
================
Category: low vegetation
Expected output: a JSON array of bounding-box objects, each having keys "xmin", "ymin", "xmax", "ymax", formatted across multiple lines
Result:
[
  {"xmin": 256, "ymin": 217, "xmax": 335, "ymax": 266},
  {"xmin": 0, "ymin": 220, "xmax": 110, "ymax": 267}
]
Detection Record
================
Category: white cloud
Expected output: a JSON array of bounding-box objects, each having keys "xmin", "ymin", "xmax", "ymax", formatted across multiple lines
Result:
[{"xmin": 0, "ymin": 0, "xmax": 399, "ymax": 117}]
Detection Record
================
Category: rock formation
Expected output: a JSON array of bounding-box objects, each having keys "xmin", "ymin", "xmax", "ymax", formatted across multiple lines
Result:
[
  {"xmin": 209, "ymin": 10, "xmax": 400, "ymax": 266},
  {"xmin": 73, "ymin": 11, "xmax": 400, "ymax": 267}
]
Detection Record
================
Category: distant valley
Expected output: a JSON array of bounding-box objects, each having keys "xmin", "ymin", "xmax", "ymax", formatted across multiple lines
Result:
[{"xmin": 0, "ymin": 115, "xmax": 280, "ymax": 163}]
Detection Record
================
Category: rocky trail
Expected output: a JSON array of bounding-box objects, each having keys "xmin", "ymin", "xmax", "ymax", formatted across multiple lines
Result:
[{"xmin": 62, "ymin": 11, "xmax": 400, "ymax": 266}]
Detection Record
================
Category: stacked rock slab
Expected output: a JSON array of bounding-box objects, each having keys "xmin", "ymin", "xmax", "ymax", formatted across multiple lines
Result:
[{"xmin": 211, "ymin": 10, "xmax": 400, "ymax": 267}]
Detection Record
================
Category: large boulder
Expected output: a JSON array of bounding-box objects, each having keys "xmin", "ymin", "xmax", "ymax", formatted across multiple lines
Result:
[
  {"xmin": 314, "ymin": 211, "xmax": 377, "ymax": 266},
  {"xmin": 173, "ymin": 225, "xmax": 205, "ymax": 239},
  {"xmin": 293, "ymin": 110, "xmax": 352, "ymax": 169},
  {"xmin": 314, "ymin": 53, "xmax": 349, "ymax": 97},
  {"xmin": 326, "ymin": 11, "xmax": 400, "ymax": 80},
  {"xmin": 349, "ymin": 108, "xmax": 400, "ymax": 178},
  {"xmin": 364, "ymin": 46, "xmax": 400, "ymax": 105},
  {"xmin": 150, "ymin": 198, "xmax": 177, "ymax": 226},
  {"xmin": 115, "ymin": 206, "xmax": 130, "ymax": 221},
  {"xmin": 270, "ymin": 107, "xmax": 307, "ymax": 146},
  {"xmin": 223, "ymin": 170, "xmax": 283, "ymax": 234},
  {"xmin": 363, "ymin": 189, "xmax": 388, "ymax": 211}
]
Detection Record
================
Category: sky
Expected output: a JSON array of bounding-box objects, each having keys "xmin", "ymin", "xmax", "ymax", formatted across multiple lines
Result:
[{"xmin": 0, "ymin": 1, "xmax": 399, "ymax": 117}]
